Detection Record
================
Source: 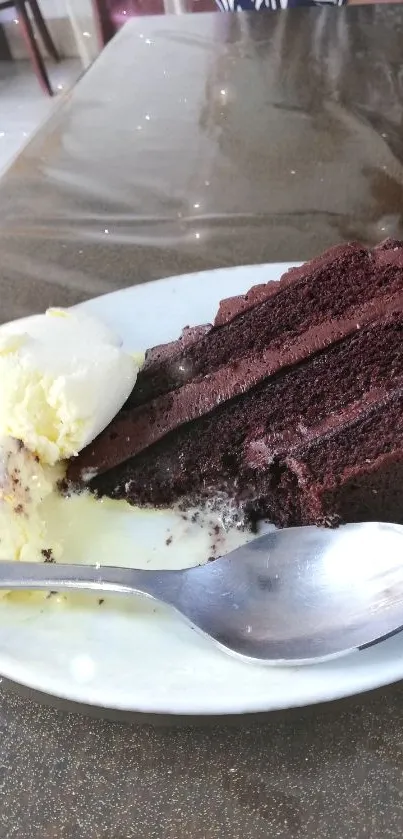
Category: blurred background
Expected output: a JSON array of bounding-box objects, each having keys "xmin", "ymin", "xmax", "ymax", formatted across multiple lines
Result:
[
  {"xmin": 0, "ymin": 0, "xmax": 225, "ymax": 176},
  {"xmin": 0, "ymin": 0, "xmax": 399, "ymax": 177}
]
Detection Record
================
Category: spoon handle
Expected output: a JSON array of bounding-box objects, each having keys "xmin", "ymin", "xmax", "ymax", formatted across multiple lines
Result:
[{"xmin": 0, "ymin": 561, "xmax": 185, "ymax": 604}]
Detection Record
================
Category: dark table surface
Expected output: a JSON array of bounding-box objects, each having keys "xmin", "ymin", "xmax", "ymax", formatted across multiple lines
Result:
[{"xmin": 1, "ymin": 8, "xmax": 403, "ymax": 838}]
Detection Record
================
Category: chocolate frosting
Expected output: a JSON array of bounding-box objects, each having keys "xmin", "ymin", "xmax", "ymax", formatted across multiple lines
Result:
[{"xmin": 68, "ymin": 287, "xmax": 403, "ymax": 482}]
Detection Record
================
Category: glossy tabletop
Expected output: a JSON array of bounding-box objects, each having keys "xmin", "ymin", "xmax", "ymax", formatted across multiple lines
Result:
[{"xmin": 1, "ymin": 8, "xmax": 403, "ymax": 838}]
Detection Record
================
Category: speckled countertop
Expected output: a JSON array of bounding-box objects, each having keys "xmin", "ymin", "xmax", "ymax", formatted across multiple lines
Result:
[
  {"xmin": 2, "ymin": 683, "xmax": 403, "ymax": 838},
  {"xmin": 1, "ymin": 8, "xmax": 403, "ymax": 837}
]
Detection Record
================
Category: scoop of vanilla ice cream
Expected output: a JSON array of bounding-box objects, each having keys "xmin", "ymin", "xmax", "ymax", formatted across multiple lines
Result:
[{"xmin": 0, "ymin": 308, "xmax": 139, "ymax": 465}]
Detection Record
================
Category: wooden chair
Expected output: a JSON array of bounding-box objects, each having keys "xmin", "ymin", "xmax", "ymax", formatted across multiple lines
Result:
[
  {"xmin": 91, "ymin": 0, "xmax": 163, "ymax": 46},
  {"xmin": 91, "ymin": 0, "xmax": 217, "ymax": 47},
  {"xmin": 0, "ymin": 0, "xmax": 60, "ymax": 95}
]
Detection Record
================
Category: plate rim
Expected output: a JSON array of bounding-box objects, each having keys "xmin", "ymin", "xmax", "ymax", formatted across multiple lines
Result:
[{"xmin": 2, "ymin": 261, "xmax": 403, "ymax": 716}]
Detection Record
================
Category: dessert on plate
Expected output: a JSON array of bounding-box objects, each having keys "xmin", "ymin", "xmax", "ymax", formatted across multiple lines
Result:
[
  {"xmin": 67, "ymin": 238, "xmax": 403, "ymax": 529},
  {"xmin": 2, "ymin": 237, "xmax": 403, "ymax": 567}
]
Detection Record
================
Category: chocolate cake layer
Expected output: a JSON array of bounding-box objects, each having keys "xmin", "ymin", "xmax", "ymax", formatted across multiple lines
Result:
[
  {"xmin": 278, "ymin": 385, "xmax": 403, "ymax": 527},
  {"xmin": 79, "ymin": 309, "xmax": 403, "ymax": 526},
  {"xmin": 130, "ymin": 239, "xmax": 403, "ymax": 409},
  {"xmin": 69, "ymin": 289, "xmax": 403, "ymax": 482},
  {"xmin": 67, "ymin": 238, "xmax": 403, "ymax": 528}
]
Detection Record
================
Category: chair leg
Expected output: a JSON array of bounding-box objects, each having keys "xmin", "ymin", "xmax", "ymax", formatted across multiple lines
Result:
[
  {"xmin": 28, "ymin": 0, "xmax": 60, "ymax": 61},
  {"xmin": 91, "ymin": 0, "xmax": 114, "ymax": 47},
  {"xmin": 15, "ymin": 0, "xmax": 53, "ymax": 95}
]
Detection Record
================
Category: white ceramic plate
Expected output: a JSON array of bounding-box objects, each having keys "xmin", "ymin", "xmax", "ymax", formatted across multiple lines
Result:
[{"xmin": 1, "ymin": 263, "xmax": 403, "ymax": 716}]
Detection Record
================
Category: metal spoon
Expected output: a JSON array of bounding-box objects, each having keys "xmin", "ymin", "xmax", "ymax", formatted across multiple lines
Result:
[{"xmin": 2, "ymin": 521, "xmax": 403, "ymax": 665}]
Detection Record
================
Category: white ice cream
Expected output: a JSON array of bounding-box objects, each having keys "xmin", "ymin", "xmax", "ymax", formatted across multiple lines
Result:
[
  {"xmin": 0, "ymin": 308, "xmax": 139, "ymax": 562},
  {"xmin": 0, "ymin": 308, "xmax": 138, "ymax": 465}
]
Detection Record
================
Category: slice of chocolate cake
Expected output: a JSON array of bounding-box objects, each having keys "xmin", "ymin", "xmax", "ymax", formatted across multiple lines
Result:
[{"xmin": 68, "ymin": 239, "xmax": 403, "ymax": 528}]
